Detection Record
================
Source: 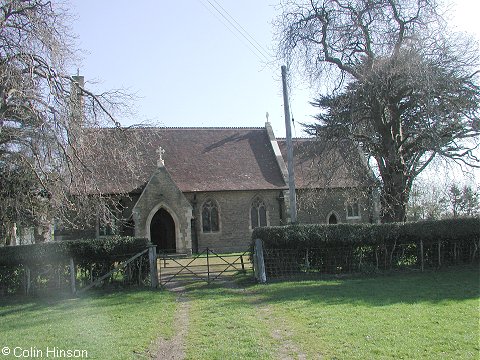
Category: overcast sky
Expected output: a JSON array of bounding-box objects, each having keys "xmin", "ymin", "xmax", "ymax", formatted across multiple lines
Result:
[{"xmin": 68, "ymin": 0, "xmax": 480, "ymax": 139}]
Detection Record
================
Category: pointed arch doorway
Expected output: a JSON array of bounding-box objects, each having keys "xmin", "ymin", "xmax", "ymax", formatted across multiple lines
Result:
[
  {"xmin": 328, "ymin": 213, "xmax": 338, "ymax": 224},
  {"xmin": 150, "ymin": 208, "xmax": 176, "ymax": 253}
]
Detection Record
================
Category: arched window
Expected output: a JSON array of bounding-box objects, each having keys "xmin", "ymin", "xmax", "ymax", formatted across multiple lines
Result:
[
  {"xmin": 251, "ymin": 197, "xmax": 267, "ymax": 229},
  {"xmin": 202, "ymin": 199, "xmax": 219, "ymax": 232},
  {"xmin": 346, "ymin": 199, "xmax": 360, "ymax": 218}
]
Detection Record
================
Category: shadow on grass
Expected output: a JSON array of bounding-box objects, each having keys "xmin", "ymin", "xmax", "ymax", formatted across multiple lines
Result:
[
  {"xmin": 182, "ymin": 265, "xmax": 480, "ymax": 307},
  {"xmin": 0, "ymin": 287, "xmax": 176, "ymax": 338},
  {"xmin": 0, "ymin": 287, "xmax": 169, "ymax": 317}
]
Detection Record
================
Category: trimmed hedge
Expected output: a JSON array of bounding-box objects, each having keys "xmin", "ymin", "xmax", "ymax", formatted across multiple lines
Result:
[
  {"xmin": 251, "ymin": 218, "xmax": 480, "ymax": 276},
  {"xmin": 252, "ymin": 218, "xmax": 480, "ymax": 250},
  {"xmin": 0, "ymin": 236, "xmax": 151, "ymax": 267}
]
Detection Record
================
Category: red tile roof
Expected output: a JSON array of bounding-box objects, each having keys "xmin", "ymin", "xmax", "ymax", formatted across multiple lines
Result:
[
  {"xmin": 80, "ymin": 127, "xmax": 287, "ymax": 194},
  {"xmin": 278, "ymin": 138, "xmax": 375, "ymax": 189}
]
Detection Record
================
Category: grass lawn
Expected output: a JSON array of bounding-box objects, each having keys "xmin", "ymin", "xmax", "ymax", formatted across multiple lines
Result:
[
  {"xmin": 0, "ymin": 289, "xmax": 177, "ymax": 359},
  {"xmin": 184, "ymin": 266, "xmax": 479, "ymax": 359},
  {"xmin": 261, "ymin": 267, "xmax": 479, "ymax": 359},
  {"xmin": 0, "ymin": 266, "xmax": 478, "ymax": 359}
]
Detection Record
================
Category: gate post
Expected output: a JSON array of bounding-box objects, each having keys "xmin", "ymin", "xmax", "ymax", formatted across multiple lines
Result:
[
  {"xmin": 254, "ymin": 239, "xmax": 266, "ymax": 283},
  {"xmin": 148, "ymin": 245, "xmax": 159, "ymax": 288}
]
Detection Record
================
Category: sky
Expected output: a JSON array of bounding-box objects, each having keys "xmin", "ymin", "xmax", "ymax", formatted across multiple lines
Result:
[
  {"xmin": 67, "ymin": 0, "xmax": 480, "ymax": 187},
  {"xmin": 68, "ymin": 0, "xmax": 480, "ymax": 138}
]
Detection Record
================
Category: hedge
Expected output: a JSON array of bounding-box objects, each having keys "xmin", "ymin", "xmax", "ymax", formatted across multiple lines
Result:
[
  {"xmin": 0, "ymin": 236, "xmax": 151, "ymax": 267},
  {"xmin": 251, "ymin": 218, "xmax": 480, "ymax": 277},
  {"xmin": 252, "ymin": 218, "xmax": 480, "ymax": 250}
]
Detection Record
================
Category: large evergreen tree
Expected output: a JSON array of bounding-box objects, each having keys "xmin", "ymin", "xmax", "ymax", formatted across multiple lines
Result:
[{"xmin": 276, "ymin": 0, "xmax": 480, "ymax": 222}]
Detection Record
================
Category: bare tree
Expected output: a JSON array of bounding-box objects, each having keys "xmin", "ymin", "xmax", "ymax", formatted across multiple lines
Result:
[
  {"xmin": 0, "ymin": 1, "xmax": 152, "ymax": 243},
  {"xmin": 407, "ymin": 180, "xmax": 479, "ymax": 220},
  {"xmin": 446, "ymin": 184, "xmax": 479, "ymax": 218},
  {"xmin": 407, "ymin": 180, "xmax": 447, "ymax": 220},
  {"xmin": 276, "ymin": 0, "xmax": 480, "ymax": 222}
]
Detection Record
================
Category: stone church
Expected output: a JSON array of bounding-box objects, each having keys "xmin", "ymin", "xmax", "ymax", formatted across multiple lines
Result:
[{"xmin": 55, "ymin": 122, "xmax": 378, "ymax": 253}]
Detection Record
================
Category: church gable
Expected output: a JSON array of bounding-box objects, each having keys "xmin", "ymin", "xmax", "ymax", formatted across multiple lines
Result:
[{"xmin": 132, "ymin": 166, "xmax": 192, "ymax": 253}]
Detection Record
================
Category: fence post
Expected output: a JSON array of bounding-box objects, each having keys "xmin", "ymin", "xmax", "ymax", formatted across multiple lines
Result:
[
  {"xmin": 25, "ymin": 265, "xmax": 31, "ymax": 296},
  {"xmin": 149, "ymin": 245, "xmax": 158, "ymax": 288},
  {"xmin": 207, "ymin": 248, "xmax": 210, "ymax": 284},
  {"xmin": 69, "ymin": 258, "xmax": 76, "ymax": 295},
  {"xmin": 420, "ymin": 240, "xmax": 424, "ymax": 272},
  {"xmin": 254, "ymin": 239, "xmax": 266, "ymax": 283},
  {"xmin": 437, "ymin": 241, "xmax": 441, "ymax": 268},
  {"xmin": 240, "ymin": 255, "xmax": 245, "ymax": 273}
]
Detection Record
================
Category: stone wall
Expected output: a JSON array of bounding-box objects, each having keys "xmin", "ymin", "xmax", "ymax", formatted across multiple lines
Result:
[
  {"xmin": 184, "ymin": 189, "xmax": 285, "ymax": 252},
  {"xmin": 296, "ymin": 187, "xmax": 376, "ymax": 224},
  {"xmin": 54, "ymin": 186, "xmax": 379, "ymax": 252}
]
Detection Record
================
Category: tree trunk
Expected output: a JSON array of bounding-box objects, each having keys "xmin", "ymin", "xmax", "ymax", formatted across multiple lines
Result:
[
  {"xmin": 381, "ymin": 192, "xmax": 407, "ymax": 223},
  {"xmin": 380, "ymin": 165, "xmax": 410, "ymax": 223}
]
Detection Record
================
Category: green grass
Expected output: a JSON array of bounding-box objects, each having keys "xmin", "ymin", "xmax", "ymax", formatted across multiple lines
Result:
[
  {"xmin": 1, "ymin": 266, "xmax": 478, "ymax": 359},
  {"xmin": 183, "ymin": 266, "xmax": 479, "ymax": 359},
  {"xmin": 0, "ymin": 289, "xmax": 177, "ymax": 359},
  {"xmin": 184, "ymin": 283, "xmax": 277, "ymax": 359},
  {"xmin": 258, "ymin": 268, "xmax": 480, "ymax": 359}
]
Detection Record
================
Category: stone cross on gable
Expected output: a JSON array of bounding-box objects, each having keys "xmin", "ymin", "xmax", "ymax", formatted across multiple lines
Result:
[{"xmin": 156, "ymin": 146, "xmax": 165, "ymax": 167}]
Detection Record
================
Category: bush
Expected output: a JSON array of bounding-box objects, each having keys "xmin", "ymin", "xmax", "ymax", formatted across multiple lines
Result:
[
  {"xmin": 252, "ymin": 218, "xmax": 480, "ymax": 250},
  {"xmin": 0, "ymin": 237, "xmax": 152, "ymax": 295},
  {"xmin": 0, "ymin": 236, "xmax": 150, "ymax": 267},
  {"xmin": 251, "ymin": 218, "xmax": 480, "ymax": 276}
]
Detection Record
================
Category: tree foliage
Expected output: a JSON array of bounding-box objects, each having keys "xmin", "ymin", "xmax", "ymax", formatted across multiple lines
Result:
[
  {"xmin": 408, "ymin": 180, "xmax": 479, "ymax": 220},
  {"xmin": 276, "ymin": 0, "xmax": 480, "ymax": 222},
  {"xmin": 0, "ymin": 1, "xmax": 153, "ymax": 243}
]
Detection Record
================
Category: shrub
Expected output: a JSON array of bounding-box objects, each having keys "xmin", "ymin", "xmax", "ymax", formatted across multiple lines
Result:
[
  {"xmin": 0, "ymin": 236, "xmax": 150, "ymax": 267},
  {"xmin": 251, "ymin": 218, "xmax": 480, "ymax": 276},
  {"xmin": 0, "ymin": 237, "xmax": 152, "ymax": 294},
  {"xmin": 252, "ymin": 218, "xmax": 480, "ymax": 250}
]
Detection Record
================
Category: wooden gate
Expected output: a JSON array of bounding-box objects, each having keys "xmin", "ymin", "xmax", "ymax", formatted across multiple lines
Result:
[{"xmin": 157, "ymin": 248, "xmax": 252, "ymax": 287}]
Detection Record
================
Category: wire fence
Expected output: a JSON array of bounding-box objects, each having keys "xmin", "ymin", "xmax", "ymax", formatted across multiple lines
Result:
[
  {"xmin": 0, "ymin": 246, "xmax": 254, "ymax": 296},
  {"xmin": 259, "ymin": 239, "xmax": 479, "ymax": 279},
  {"xmin": 0, "ymin": 250, "xmax": 152, "ymax": 296}
]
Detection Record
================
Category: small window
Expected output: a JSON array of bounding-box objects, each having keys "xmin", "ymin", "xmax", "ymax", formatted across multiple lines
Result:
[
  {"xmin": 346, "ymin": 199, "xmax": 360, "ymax": 218},
  {"xmin": 202, "ymin": 199, "xmax": 219, "ymax": 233},
  {"xmin": 251, "ymin": 197, "xmax": 267, "ymax": 229}
]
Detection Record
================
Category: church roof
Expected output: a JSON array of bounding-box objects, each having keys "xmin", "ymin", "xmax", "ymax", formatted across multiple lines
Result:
[
  {"xmin": 277, "ymin": 138, "xmax": 375, "ymax": 189},
  {"xmin": 80, "ymin": 127, "xmax": 287, "ymax": 194}
]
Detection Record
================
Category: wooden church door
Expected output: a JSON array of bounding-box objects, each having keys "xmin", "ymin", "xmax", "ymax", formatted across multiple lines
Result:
[{"xmin": 150, "ymin": 208, "xmax": 176, "ymax": 253}]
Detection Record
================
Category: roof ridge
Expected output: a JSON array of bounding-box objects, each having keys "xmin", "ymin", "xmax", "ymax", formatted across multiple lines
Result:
[
  {"xmin": 277, "ymin": 137, "xmax": 315, "ymax": 140},
  {"xmin": 114, "ymin": 126, "xmax": 266, "ymax": 131},
  {"xmin": 90, "ymin": 126, "xmax": 267, "ymax": 131},
  {"xmin": 153, "ymin": 126, "xmax": 265, "ymax": 130}
]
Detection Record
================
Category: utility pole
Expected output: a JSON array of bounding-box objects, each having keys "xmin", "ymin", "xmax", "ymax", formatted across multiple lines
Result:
[{"xmin": 281, "ymin": 65, "xmax": 297, "ymax": 223}]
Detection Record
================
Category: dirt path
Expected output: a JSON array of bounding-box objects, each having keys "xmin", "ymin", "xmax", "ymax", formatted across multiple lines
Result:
[
  {"xmin": 152, "ymin": 282, "xmax": 190, "ymax": 360},
  {"xmin": 149, "ymin": 279, "xmax": 311, "ymax": 360},
  {"xmin": 217, "ymin": 279, "xmax": 311, "ymax": 359},
  {"xmin": 256, "ymin": 304, "xmax": 309, "ymax": 360}
]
